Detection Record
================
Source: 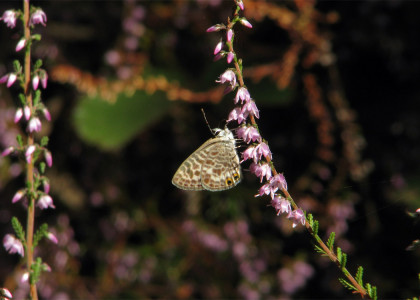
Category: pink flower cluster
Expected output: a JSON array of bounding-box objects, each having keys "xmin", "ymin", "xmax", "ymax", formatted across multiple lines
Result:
[
  {"xmin": 1, "ymin": 6, "xmax": 57, "ymax": 260},
  {"xmin": 207, "ymin": 2, "xmax": 305, "ymax": 228}
]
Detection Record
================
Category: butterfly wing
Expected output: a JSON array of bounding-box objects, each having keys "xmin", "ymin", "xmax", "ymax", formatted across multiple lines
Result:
[
  {"xmin": 171, "ymin": 139, "xmax": 213, "ymax": 191},
  {"xmin": 200, "ymin": 139, "xmax": 242, "ymax": 191},
  {"xmin": 172, "ymin": 130, "xmax": 242, "ymax": 192}
]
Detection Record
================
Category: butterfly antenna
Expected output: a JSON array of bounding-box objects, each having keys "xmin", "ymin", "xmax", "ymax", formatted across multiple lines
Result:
[{"xmin": 201, "ymin": 108, "xmax": 215, "ymax": 135}]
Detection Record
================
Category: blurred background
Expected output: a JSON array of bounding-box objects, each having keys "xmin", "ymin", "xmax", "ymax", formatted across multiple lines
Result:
[{"xmin": 0, "ymin": 0, "xmax": 419, "ymax": 299}]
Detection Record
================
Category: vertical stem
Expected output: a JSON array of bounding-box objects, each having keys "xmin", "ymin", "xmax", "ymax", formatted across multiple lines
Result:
[{"xmin": 23, "ymin": 0, "xmax": 38, "ymax": 299}]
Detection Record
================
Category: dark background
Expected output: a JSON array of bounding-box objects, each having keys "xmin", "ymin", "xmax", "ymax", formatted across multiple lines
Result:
[{"xmin": 0, "ymin": 1, "xmax": 419, "ymax": 299}]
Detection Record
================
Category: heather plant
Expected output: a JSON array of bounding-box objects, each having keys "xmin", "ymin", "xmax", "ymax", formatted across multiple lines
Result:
[
  {"xmin": 205, "ymin": 1, "xmax": 378, "ymax": 298},
  {"xmin": 0, "ymin": 0, "xmax": 419, "ymax": 299},
  {"xmin": 1, "ymin": 2, "xmax": 55, "ymax": 299}
]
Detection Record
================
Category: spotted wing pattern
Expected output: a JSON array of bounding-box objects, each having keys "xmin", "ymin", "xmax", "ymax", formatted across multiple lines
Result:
[{"xmin": 172, "ymin": 130, "xmax": 241, "ymax": 191}]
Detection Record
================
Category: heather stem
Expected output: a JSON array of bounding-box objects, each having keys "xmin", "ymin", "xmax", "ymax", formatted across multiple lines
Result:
[
  {"xmin": 23, "ymin": 0, "xmax": 38, "ymax": 299},
  {"xmin": 224, "ymin": 5, "xmax": 370, "ymax": 298}
]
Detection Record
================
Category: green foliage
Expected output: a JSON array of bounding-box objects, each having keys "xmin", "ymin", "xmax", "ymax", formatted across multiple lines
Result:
[
  {"xmin": 73, "ymin": 90, "xmax": 171, "ymax": 150},
  {"xmin": 314, "ymin": 245, "xmax": 325, "ymax": 255},
  {"xmin": 39, "ymin": 162, "xmax": 46, "ymax": 174},
  {"xmin": 34, "ymin": 59, "xmax": 43, "ymax": 69},
  {"xmin": 340, "ymin": 252, "xmax": 347, "ymax": 269},
  {"xmin": 33, "ymin": 223, "xmax": 48, "ymax": 248},
  {"xmin": 365, "ymin": 283, "xmax": 378, "ymax": 300},
  {"xmin": 30, "ymin": 257, "xmax": 42, "ymax": 285},
  {"xmin": 33, "ymin": 89, "xmax": 41, "ymax": 106},
  {"xmin": 11, "ymin": 216, "xmax": 25, "ymax": 242},
  {"xmin": 355, "ymin": 266, "xmax": 364, "ymax": 285},
  {"xmin": 18, "ymin": 93, "xmax": 26, "ymax": 106},
  {"xmin": 327, "ymin": 232, "xmax": 335, "ymax": 250},
  {"xmin": 338, "ymin": 278, "xmax": 357, "ymax": 291},
  {"xmin": 13, "ymin": 60, "xmax": 21, "ymax": 73},
  {"xmin": 40, "ymin": 136, "xmax": 49, "ymax": 147},
  {"xmin": 16, "ymin": 134, "xmax": 23, "ymax": 147},
  {"xmin": 32, "ymin": 34, "xmax": 41, "ymax": 41}
]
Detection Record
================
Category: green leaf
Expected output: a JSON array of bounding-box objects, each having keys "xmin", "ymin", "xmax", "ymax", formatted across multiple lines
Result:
[
  {"xmin": 327, "ymin": 232, "xmax": 335, "ymax": 250},
  {"xmin": 30, "ymin": 257, "xmax": 42, "ymax": 284},
  {"xmin": 371, "ymin": 285, "xmax": 377, "ymax": 300},
  {"xmin": 337, "ymin": 247, "xmax": 342, "ymax": 262},
  {"xmin": 355, "ymin": 266, "xmax": 364, "ymax": 285},
  {"xmin": 34, "ymin": 59, "xmax": 43, "ymax": 69},
  {"xmin": 365, "ymin": 283, "xmax": 372, "ymax": 296},
  {"xmin": 314, "ymin": 245, "xmax": 325, "ymax": 255},
  {"xmin": 13, "ymin": 60, "xmax": 21, "ymax": 72},
  {"xmin": 16, "ymin": 135, "xmax": 23, "ymax": 147},
  {"xmin": 18, "ymin": 93, "xmax": 26, "ymax": 106},
  {"xmin": 11, "ymin": 217, "xmax": 25, "ymax": 242},
  {"xmin": 338, "ymin": 278, "xmax": 356, "ymax": 291},
  {"xmin": 341, "ymin": 252, "xmax": 347, "ymax": 269},
  {"xmin": 33, "ymin": 223, "xmax": 48, "ymax": 247},
  {"xmin": 39, "ymin": 162, "xmax": 46, "ymax": 174},
  {"xmin": 312, "ymin": 220, "xmax": 319, "ymax": 235},
  {"xmin": 40, "ymin": 136, "xmax": 49, "ymax": 147},
  {"xmin": 33, "ymin": 89, "xmax": 41, "ymax": 106},
  {"xmin": 73, "ymin": 90, "xmax": 170, "ymax": 150}
]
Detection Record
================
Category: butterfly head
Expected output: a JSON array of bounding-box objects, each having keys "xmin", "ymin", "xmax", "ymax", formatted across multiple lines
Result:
[{"xmin": 213, "ymin": 127, "xmax": 235, "ymax": 141}]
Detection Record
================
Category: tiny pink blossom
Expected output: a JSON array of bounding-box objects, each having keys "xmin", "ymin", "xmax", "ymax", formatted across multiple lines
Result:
[
  {"xmin": 0, "ymin": 287, "xmax": 13, "ymax": 299},
  {"xmin": 37, "ymin": 194, "xmax": 55, "ymax": 210},
  {"xmin": 213, "ymin": 52, "xmax": 225, "ymax": 62},
  {"xmin": 42, "ymin": 107, "xmax": 51, "ymax": 121},
  {"xmin": 226, "ymin": 29, "xmax": 233, "ymax": 43},
  {"xmin": 223, "ymin": 84, "xmax": 235, "ymax": 95},
  {"xmin": 206, "ymin": 24, "xmax": 225, "ymax": 32},
  {"xmin": 47, "ymin": 232, "xmax": 58, "ymax": 244},
  {"xmin": 227, "ymin": 107, "xmax": 248, "ymax": 124},
  {"xmin": 15, "ymin": 38, "xmax": 26, "ymax": 52},
  {"xmin": 240, "ymin": 18, "xmax": 253, "ymax": 28},
  {"xmin": 24, "ymin": 105, "xmax": 31, "ymax": 120},
  {"xmin": 44, "ymin": 150, "xmax": 53, "ymax": 167},
  {"xmin": 289, "ymin": 209, "xmax": 306, "ymax": 228},
  {"xmin": 43, "ymin": 180, "xmax": 50, "ymax": 194},
  {"xmin": 0, "ymin": 74, "xmax": 7, "ymax": 84},
  {"xmin": 2, "ymin": 146, "xmax": 14, "ymax": 157},
  {"xmin": 42, "ymin": 263, "xmax": 52, "ymax": 272},
  {"xmin": 3, "ymin": 234, "xmax": 24, "ymax": 256},
  {"xmin": 29, "ymin": 9, "xmax": 47, "ymax": 26},
  {"xmin": 254, "ymin": 142, "xmax": 272, "ymax": 161},
  {"xmin": 236, "ymin": 0, "xmax": 244, "ymax": 10},
  {"xmin": 28, "ymin": 117, "xmax": 42, "ymax": 132},
  {"xmin": 0, "ymin": 73, "xmax": 17, "ymax": 88},
  {"xmin": 0, "ymin": 10, "xmax": 17, "ymax": 28},
  {"xmin": 226, "ymin": 52, "xmax": 234, "ymax": 64},
  {"xmin": 12, "ymin": 189, "xmax": 25, "ymax": 203},
  {"xmin": 214, "ymin": 39, "xmax": 223, "ymax": 55},
  {"xmin": 236, "ymin": 126, "xmax": 261, "ymax": 143},
  {"xmin": 40, "ymin": 71, "xmax": 48, "ymax": 89},
  {"xmin": 32, "ymin": 74, "xmax": 40, "ymax": 90},
  {"xmin": 235, "ymin": 87, "xmax": 251, "ymax": 104},
  {"xmin": 242, "ymin": 100, "xmax": 259, "ymax": 118},
  {"xmin": 256, "ymin": 183, "xmax": 272, "ymax": 197},
  {"xmin": 21, "ymin": 272, "xmax": 29, "ymax": 283},
  {"xmin": 250, "ymin": 162, "xmax": 272, "ymax": 182},
  {"xmin": 25, "ymin": 145, "xmax": 36, "ymax": 163},
  {"xmin": 271, "ymin": 195, "xmax": 291, "ymax": 215},
  {"xmin": 216, "ymin": 69, "xmax": 236, "ymax": 87},
  {"xmin": 241, "ymin": 146, "xmax": 255, "ymax": 162},
  {"xmin": 270, "ymin": 173, "xmax": 288, "ymax": 191},
  {"xmin": 14, "ymin": 107, "xmax": 23, "ymax": 123}
]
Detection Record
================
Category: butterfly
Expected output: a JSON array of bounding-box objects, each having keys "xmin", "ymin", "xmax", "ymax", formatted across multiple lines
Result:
[{"xmin": 172, "ymin": 128, "xmax": 242, "ymax": 191}]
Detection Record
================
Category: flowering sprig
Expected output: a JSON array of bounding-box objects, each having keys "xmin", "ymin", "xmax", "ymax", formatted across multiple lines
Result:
[
  {"xmin": 1, "ymin": 2, "xmax": 55, "ymax": 299},
  {"xmin": 207, "ymin": 1, "xmax": 377, "ymax": 299}
]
